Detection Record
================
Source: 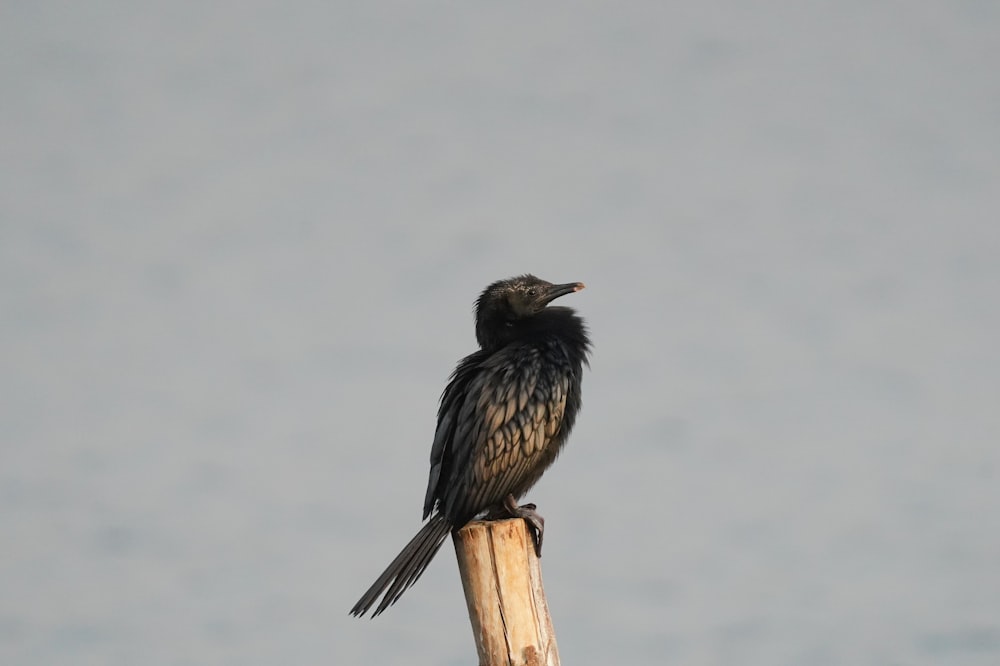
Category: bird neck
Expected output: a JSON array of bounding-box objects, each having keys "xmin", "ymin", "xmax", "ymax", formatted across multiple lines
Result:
[{"xmin": 478, "ymin": 306, "xmax": 590, "ymax": 358}]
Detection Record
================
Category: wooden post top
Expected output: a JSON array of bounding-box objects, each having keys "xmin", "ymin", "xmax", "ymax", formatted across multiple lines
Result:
[{"xmin": 453, "ymin": 519, "xmax": 560, "ymax": 666}]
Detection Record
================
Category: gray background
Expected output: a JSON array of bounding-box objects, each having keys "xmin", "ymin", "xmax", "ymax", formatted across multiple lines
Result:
[{"xmin": 3, "ymin": 2, "xmax": 999, "ymax": 665}]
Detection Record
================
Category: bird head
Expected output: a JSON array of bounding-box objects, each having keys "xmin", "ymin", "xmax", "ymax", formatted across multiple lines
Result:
[{"xmin": 474, "ymin": 274, "xmax": 585, "ymax": 349}]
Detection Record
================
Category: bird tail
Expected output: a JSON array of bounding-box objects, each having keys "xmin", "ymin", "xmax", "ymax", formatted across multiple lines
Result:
[{"xmin": 350, "ymin": 513, "xmax": 452, "ymax": 617}]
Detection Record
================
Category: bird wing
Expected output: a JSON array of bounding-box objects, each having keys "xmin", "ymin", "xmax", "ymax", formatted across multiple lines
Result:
[{"xmin": 423, "ymin": 350, "xmax": 487, "ymax": 519}]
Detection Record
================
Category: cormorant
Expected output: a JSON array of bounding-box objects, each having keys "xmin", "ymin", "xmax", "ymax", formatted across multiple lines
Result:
[{"xmin": 350, "ymin": 274, "xmax": 590, "ymax": 617}]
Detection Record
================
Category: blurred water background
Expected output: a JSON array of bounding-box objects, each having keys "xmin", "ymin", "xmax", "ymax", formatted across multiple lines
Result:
[{"xmin": 2, "ymin": 2, "xmax": 999, "ymax": 665}]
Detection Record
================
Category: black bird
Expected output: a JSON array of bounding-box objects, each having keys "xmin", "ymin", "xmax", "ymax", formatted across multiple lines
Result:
[{"xmin": 350, "ymin": 274, "xmax": 590, "ymax": 617}]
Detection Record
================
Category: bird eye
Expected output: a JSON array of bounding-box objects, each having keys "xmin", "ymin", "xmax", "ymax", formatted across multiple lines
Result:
[{"xmin": 527, "ymin": 288, "xmax": 537, "ymax": 296}]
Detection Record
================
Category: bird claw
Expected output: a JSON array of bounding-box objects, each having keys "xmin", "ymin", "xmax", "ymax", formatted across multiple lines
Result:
[{"xmin": 501, "ymin": 494, "xmax": 545, "ymax": 557}]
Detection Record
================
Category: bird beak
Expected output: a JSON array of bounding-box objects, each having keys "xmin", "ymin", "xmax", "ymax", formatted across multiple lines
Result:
[{"xmin": 542, "ymin": 281, "xmax": 585, "ymax": 305}]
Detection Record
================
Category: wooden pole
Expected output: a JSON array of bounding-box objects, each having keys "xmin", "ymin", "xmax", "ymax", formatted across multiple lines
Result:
[{"xmin": 453, "ymin": 519, "xmax": 560, "ymax": 666}]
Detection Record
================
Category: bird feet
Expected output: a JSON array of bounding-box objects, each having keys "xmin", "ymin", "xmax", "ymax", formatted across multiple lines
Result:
[{"xmin": 498, "ymin": 494, "xmax": 545, "ymax": 557}]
